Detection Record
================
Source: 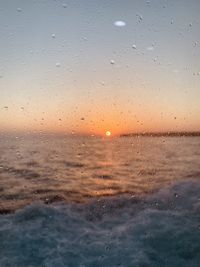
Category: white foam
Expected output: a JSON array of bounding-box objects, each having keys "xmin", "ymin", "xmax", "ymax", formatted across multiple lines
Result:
[{"xmin": 0, "ymin": 179, "xmax": 199, "ymax": 266}]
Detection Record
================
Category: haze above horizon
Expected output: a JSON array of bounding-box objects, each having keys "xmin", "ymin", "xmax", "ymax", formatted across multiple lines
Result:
[{"xmin": 0, "ymin": 0, "xmax": 200, "ymax": 135}]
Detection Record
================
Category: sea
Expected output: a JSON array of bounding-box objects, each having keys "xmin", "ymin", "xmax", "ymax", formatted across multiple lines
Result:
[{"xmin": 0, "ymin": 134, "xmax": 199, "ymax": 267}]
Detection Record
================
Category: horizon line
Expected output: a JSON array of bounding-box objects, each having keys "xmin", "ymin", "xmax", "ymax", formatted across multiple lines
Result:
[{"xmin": 0, "ymin": 130, "xmax": 200, "ymax": 138}]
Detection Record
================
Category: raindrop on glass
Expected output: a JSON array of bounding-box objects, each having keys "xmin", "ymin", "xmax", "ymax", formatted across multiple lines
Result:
[
  {"xmin": 137, "ymin": 14, "xmax": 143, "ymax": 23},
  {"xmin": 147, "ymin": 46, "xmax": 154, "ymax": 51},
  {"xmin": 114, "ymin": 21, "xmax": 126, "ymax": 27}
]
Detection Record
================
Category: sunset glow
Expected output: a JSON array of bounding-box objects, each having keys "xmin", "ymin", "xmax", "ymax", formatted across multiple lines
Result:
[{"xmin": 0, "ymin": 0, "xmax": 199, "ymax": 135}]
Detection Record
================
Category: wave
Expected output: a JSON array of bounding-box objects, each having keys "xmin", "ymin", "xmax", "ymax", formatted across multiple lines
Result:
[{"xmin": 0, "ymin": 179, "xmax": 199, "ymax": 267}]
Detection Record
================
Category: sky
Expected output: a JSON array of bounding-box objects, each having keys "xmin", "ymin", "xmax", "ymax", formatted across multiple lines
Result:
[{"xmin": 0, "ymin": 0, "xmax": 200, "ymax": 136}]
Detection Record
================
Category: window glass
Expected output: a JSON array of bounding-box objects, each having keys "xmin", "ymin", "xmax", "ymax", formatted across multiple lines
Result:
[{"xmin": 0, "ymin": 1, "xmax": 199, "ymax": 266}]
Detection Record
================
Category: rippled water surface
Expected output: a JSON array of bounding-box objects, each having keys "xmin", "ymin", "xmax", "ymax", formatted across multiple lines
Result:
[
  {"xmin": 0, "ymin": 134, "xmax": 199, "ymax": 211},
  {"xmin": 0, "ymin": 134, "xmax": 200, "ymax": 266}
]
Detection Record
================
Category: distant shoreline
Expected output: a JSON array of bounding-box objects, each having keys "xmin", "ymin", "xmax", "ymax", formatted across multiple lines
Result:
[{"xmin": 120, "ymin": 132, "xmax": 200, "ymax": 137}]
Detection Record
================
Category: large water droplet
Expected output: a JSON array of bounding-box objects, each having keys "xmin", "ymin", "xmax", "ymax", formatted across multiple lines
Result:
[{"xmin": 114, "ymin": 21, "xmax": 126, "ymax": 27}]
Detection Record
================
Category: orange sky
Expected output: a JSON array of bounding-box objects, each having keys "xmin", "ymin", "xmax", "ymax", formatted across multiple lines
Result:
[{"xmin": 0, "ymin": 1, "xmax": 200, "ymax": 135}]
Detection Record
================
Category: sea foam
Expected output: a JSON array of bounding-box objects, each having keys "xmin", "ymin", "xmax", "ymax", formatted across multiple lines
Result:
[{"xmin": 0, "ymin": 179, "xmax": 199, "ymax": 267}]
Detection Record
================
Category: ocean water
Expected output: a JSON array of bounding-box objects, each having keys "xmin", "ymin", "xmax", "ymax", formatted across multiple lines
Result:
[{"xmin": 0, "ymin": 134, "xmax": 200, "ymax": 266}]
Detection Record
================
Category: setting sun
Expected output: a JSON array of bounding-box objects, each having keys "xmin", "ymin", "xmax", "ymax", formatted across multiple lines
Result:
[{"xmin": 106, "ymin": 131, "xmax": 111, "ymax": 137}]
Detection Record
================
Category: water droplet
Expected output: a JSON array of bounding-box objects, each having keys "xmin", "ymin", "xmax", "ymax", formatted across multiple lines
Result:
[
  {"xmin": 114, "ymin": 21, "xmax": 126, "ymax": 27},
  {"xmin": 189, "ymin": 22, "xmax": 192, "ymax": 27},
  {"xmin": 56, "ymin": 62, "xmax": 61, "ymax": 67},
  {"xmin": 132, "ymin": 44, "xmax": 137, "ymax": 49},
  {"xmin": 105, "ymin": 245, "xmax": 111, "ymax": 251},
  {"xmin": 137, "ymin": 14, "xmax": 143, "ymax": 23},
  {"xmin": 110, "ymin": 60, "xmax": 115, "ymax": 65},
  {"xmin": 174, "ymin": 193, "xmax": 178, "ymax": 198},
  {"xmin": 147, "ymin": 46, "xmax": 154, "ymax": 51},
  {"xmin": 62, "ymin": 3, "xmax": 67, "ymax": 8},
  {"xmin": 173, "ymin": 69, "xmax": 179, "ymax": 73},
  {"xmin": 51, "ymin": 34, "xmax": 56, "ymax": 38},
  {"xmin": 17, "ymin": 8, "xmax": 22, "ymax": 12}
]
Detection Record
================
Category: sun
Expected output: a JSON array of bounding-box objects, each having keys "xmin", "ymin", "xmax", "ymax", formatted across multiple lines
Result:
[{"xmin": 106, "ymin": 131, "xmax": 111, "ymax": 137}]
